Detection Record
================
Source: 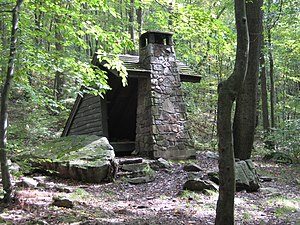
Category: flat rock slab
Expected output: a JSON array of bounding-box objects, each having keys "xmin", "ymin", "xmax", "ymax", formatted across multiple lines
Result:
[
  {"xmin": 118, "ymin": 158, "xmax": 143, "ymax": 165},
  {"xmin": 29, "ymin": 135, "xmax": 115, "ymax": 183},
  {"xmin": 16, "ymin": 177, "xmax": 39, "ymax": 188},
  {"xmin": 120, "ymin": 162, "xmax": 149, "ymax": 172},
  {"xmin": 183, "ymin": 163, "xmax": 202, "ymax": 172},
  {"xmin": 52, "ymin": 196, "xmax": 74, "ymax": 208},
  {"xmin": 183, "ymin": 179, "xmax": 218, "ymax": 192},
  {"xmin": 128, "ymin": 176, "xmax": 155, "ymax": 184}
]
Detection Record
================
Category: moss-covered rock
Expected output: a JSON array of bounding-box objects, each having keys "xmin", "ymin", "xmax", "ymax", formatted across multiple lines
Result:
[
  {"xmin": 29, "ymin": 135, "xmax": 115, "ymax": 183},
  {"xmin": 235, "ymin": 159, "xmax": 260, "ymax": 192}
]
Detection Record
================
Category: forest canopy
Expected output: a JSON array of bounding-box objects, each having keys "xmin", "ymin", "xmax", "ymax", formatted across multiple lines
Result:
[{"xmin": 0, "ymin": 0, "xmax": 298, "ymax": 158}]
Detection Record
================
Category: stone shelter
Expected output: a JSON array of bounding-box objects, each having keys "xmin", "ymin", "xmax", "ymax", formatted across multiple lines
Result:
[{"xmin": 62, "ymin": 31, "xmax": 201, "ymax": 159}]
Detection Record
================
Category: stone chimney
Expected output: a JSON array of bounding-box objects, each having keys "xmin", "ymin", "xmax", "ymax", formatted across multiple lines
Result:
[{"xmin": 136, "ymin": 31, "xmax": 195, "ymax": 159}]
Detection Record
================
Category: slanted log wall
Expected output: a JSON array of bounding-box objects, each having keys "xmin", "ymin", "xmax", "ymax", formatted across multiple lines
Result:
[{"xmin": 68, "ymin": 94, "xmax": 104, "ymax": 136}]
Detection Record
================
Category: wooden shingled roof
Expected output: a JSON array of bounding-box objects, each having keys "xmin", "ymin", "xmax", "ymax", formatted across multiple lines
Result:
[{"xmin": 91, "ymin": 54, "xmax": 201, "ymax": 83}]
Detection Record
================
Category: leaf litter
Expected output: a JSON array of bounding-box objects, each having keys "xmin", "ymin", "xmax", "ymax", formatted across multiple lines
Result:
[{"xmin": 0, "ymin": 152, "xmax": 299, "ymax": 225}]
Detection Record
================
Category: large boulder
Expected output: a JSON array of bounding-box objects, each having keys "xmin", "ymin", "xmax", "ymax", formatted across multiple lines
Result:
[
  {"xmin": 207, "ymin": 159, "xmax": 260, "ymax": 192},
  {"xmin": 235, "ymin": 159, "xmax": 260, "ymax": 192},
  {"xmin": 30, "ymin": 135, "xmax": 116, "ymax": 183}
]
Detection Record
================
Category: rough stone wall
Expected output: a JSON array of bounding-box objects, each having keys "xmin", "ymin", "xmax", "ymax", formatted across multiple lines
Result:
[
  {"xmin": 138, "ymin": 42, "xmax": 195, "ymax": 159},
  {"xmin": 135, "ymin": 78, "xmax": 153, "ymax": 158}
]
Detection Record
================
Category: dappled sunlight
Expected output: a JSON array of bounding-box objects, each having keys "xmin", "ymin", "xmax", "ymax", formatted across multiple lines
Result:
[
  {"xmin": 267, "ymin": 196, "xmax": 300, "ymax": 210},
  {"xmin": 1, "ymin": 154, "xmax": 299, "ymax": 224}
]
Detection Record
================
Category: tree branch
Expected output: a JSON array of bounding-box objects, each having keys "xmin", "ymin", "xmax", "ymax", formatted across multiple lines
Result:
[
  {"xmin": 216, "ymin": 6, "xmax": 226, "ymax": 19},
  {"xmin": 0, "ymin": 10, "xmax": 13, "ymax": 13},
  {"xmin": 0, "ymin": 0, "xmax": 24, "ymax": 204}
]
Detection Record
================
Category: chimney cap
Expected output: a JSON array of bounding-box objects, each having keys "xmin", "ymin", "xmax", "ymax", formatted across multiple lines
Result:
[
  {"xmin": 141, "ymin": 30, "xmax": 174, "ymax": 36},
  {"xmin": 140, "ymin": 31, "xmax": 174, "ymax": 48}
]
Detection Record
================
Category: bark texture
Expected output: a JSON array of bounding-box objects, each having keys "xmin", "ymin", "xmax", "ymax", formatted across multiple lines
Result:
[
  {"xmin": 0, "ymin": 0, "xmax": 24, "ymax": 203},
  {"xmin": 233, "ymin": 0, "xmax": 263, "ymax": 160},
  {"xmin": 267, "ymin": 28, "xmax": 275, "ymax": 128},
  {"xmin": 260, "ymin": 41, "xmax": 270, "ymax": 131},
  {"xmin": 136, "ymin": 1, "xmax": 143, "ymax": 38},
  {"xmin": 215, "ymin": 0, "xmax": 249, "ymax": 224},
  {"xmin": 129, "ymin": 0, "xmax": 136, "ymax": 54}
]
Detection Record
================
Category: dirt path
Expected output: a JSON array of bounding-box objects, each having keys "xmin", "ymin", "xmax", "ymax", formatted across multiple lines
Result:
[{"xmin": 0, "ymin": 153, "xmax": 299, "ymax": 225}]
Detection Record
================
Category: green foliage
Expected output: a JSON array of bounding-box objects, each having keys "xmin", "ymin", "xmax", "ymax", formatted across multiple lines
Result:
[
  {"xmin": 265, "ymin": 119, "xmax": 300, "ymax": 162},
  {"xmin": 179, "ymin": 189, "xmax": 202, "ymax": 201},
  {"xmin": 0, "ymin": 0, "xmax": 298, "ymax": 167},
  {"xmin": 142, "ymin": 164, "xmax": 156, "ymax": 177},
  {"xmin": 7, "ymin": 101, "xmax": 65, "ymax": 152},
  {"xmin": 70, "ymin": 188, "xmax": 92, "ymax": 201},
  {"xmin": 1, "ymin": 0, "xmax": 134, "ymax": 112},
  {"xmin": 182, "ymin": 82, "xmax": 218, "ymax": 151},
  {"xmin": 267, "ymin": 196, "xmax": 300, "ymax": 219}
]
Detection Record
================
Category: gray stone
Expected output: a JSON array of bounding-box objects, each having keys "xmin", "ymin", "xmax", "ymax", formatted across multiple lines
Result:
[
  {"xmin": 207, "ymin": 171, "xmax": 219, "ymax": 184},
  {"xmin": 52, "ymin": 196, "xmax": 74, "ymax": 208},
  {"xmin": 207, "ymin": 160, "xmax": 260, "ymax": 192},
  {"xmin": 29, "ymin": 135, "xmax": 116, "ymax": 183},
  {"xmin": 183, "ymin": 179, "xmax": 218, "ymax": 192},
  {"xmin": 33, "ymin": 176, "xmax": 49, "ymax": 183},
  {"xmin": 16, "ymin": 177, "xmax": 38, "ymax": 188},
  {"xmin": 28, "ymin": 220, "xmax": 49, "ymax": 225},
  {"xmin": 183, "ymin": 163, "xmax": 202, "ymax": 172},
  {"xmin": 118, "ymin": 158, "xmax": 143, "ymax": 165},
  {"xmin": 149, "ymin": 158, "xmax": 170, "ymax": 170},
  {"xmin": 260, "ymin": 176, "xmax": 274, "ymax": 182},
  {"xmin": 54, "ymin": 185, "xmax": 73, "ymax": 193},
  {"xmin": 235, "ymin": 160, "xmax": 260, "ymax": 192},
  {"xmin": 8, "ymin": 160, "xmax": 20, "ymax": 173},
  {"xmin": 260, "ymin": 187, "xmax": 281, "ymax": 197},
  {"xmin": 156, "ymin": 158, "xmax": 171, "ymax": 168},
  {"xmin": 187, "ymin": 172, "xmax": 201, "ymax": 180},
  {"xmin": 120, "ymin": 162, "xmax": 149, "ymax": 172},
  {"xmin": 204, "ymin": 151, "xmax": 219, "ymax": 159},
  {"xmin": 128, "ymin": 175, "xmax": 155, "ymax": 184}
]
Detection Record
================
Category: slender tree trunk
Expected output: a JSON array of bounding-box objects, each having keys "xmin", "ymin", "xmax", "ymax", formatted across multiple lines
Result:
[
  {"xmin": 215, "ymin": 0, "xmax": 249, "ymax": 224},
  {"xmin": 233, "ymin": 0, "xmax": 263, "ymax": 160},
  {"xmin": 168, "ymin": 1, "xmax": 174, "ymax": 31},
  {"xmin": 0, "ymin": 18, "xmax": 8, "ymax": 81},
  {"xmin": 136, "ymin": 1, "xmax": 143, "ymax": 38},
  {"xmin": 83, "ymin": 3, "xmax": 92, "ymax": 57},
  {"xmin": 0, "ymin": 0, "xmax": 24, "ymax": 204},
  {"xmin": 54, "ymin": 15, "xmax": 64, "ymax": 102},
  {"xmin": 267, "ymin": 28, "xmax": 275, "ymax": 128},
  {"xmin": 260, "ymin": 42, "xmax": 270, "ymax": 131},
  {"xmin": 129, "ymin": 0, "xmax": 136, "ymax": 54}
]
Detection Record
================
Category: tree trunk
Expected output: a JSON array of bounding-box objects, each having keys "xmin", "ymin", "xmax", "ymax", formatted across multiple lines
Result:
[
  {"xmin": 267, "ymin": 27, "xmax": 275, "ymax": 128},
  {"xmin": 136, "ymin": 1, "xmax": 143, "ymax": 38},
  {"xmin": 0, "ymin": 18, "xmax": 9, "ymax": 82},
  {"xmin": 233, "ymin": 0, "xmax": 263, "ymax": 160},
  {"xmin": 53, "ymin": 15, "xmax": 64, "ymax": 102},
  {"xmin": 260, "ymin": 40, "xmax": 270, "ymax": 131},
  {"xmin": 129, "ymin": 0, "xmax": 136, "ymax": 54},
  {"xmin": 0, "ymin": 0, "xmax": 24, "ymax": 204},
  {"xmin": 168, "ymin": 1, "xmax": 174, "ymax": 31},
  {"xmin": 215, "ymin": 0, "xmax": 249, "ymax": 224}
]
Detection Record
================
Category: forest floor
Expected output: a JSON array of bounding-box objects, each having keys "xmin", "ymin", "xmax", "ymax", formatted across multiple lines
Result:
[{"xmin": 0, "ymin": 152, "xmax": 299, "ymax": 225}]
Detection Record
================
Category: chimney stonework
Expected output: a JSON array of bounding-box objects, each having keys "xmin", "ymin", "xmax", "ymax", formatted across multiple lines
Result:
[{"xmin": 136, "ymin": 31, "xmax": 195, "ymax": 159}]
